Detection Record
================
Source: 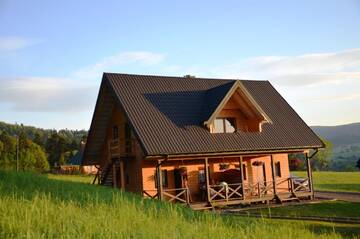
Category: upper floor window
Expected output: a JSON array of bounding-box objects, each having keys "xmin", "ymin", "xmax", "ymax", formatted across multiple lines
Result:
[{"xmin": 214, "ymin": 118, "xmax": 236, "ymax": 133}]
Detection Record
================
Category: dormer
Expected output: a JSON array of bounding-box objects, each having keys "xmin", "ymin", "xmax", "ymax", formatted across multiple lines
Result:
[{"xmin": 204, "ymin": 81, "xmax": 271, "ymax": 133}]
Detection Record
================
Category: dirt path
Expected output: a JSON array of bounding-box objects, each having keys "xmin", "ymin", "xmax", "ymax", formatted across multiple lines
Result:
[{"xmin": 315, "ymin": 191, "xmax": 360, "ymax": 203}]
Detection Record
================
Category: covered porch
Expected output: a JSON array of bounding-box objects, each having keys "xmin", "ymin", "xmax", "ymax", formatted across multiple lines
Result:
[{"xmin": 142, "ymin": 152, "xmax": 315, "ymax": 209}]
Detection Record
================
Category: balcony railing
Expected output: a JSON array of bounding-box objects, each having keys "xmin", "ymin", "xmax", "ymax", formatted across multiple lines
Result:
[{"xmin": 108, "ymin": 139, "xmax": 133, "ymax": 157}]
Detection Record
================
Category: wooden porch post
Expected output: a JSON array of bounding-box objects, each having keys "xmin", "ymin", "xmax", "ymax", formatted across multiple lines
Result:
[
  {"xmin": 157, "ymin": 160, "xmax": 163, "ymax": 200},
  {"xmin": 119, "ymin": 159, "xmax": 125, "ymax": 189},
  {"xmin": 112, "ymin": 160, "xmax": 117, "ymax": 188},
  {"xmin": 305, "ymin": 153, "xmax": 314, "ymax": 199},
  {"xmin": 270, "ymin": 155, "xmax": 277, "ymax": 196},
  {"xmin": 238, "ymin": 156, "xmax": 245, "ymax": 199},
  {"xmin": 204, "ymin": 157, "xmax": 211, "ymax": 204}
]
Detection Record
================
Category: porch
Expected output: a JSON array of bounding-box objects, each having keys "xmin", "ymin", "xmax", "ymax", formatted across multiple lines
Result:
[{"xmin": 142, "ymin": 153, "xmax": 315, "ymax": 209}]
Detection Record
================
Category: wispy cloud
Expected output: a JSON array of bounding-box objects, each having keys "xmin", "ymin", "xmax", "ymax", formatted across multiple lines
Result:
[
  {"xmin": 0, "ymin": 36, "xmax": 43, "ymax": 51},
  {"xmin": 308, "ymin": 93, "xmax": 360, "ymax": 103},
  {"xmin": 206, "ymin": 48, "xmax": 360, "ymax": 87},
  {"xmin": 74, "ymin": 51, "xmax": 165, "ymax": 79},
  {"xmin": 0, "ymin": 77, "xmax": 97, "ymax": 112},
  {"xmin": 0, "ymin": 51, "xmax": 165, "ymax": 112}
]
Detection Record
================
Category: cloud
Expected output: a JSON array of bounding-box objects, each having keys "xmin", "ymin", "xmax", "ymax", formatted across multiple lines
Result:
[
  {"xmin": 0, "ymin": 36, "xmax": 43, "ymax": 51},
  {"xmin": 74, "ymin": 51, "xmax": 165, "ymax": 79},
  {"xmin": 0, "ymin": 77, "xmax": 97, "ymax": 112},
  {"xmin": 308, "ymin": 93, "xmax": 360, "ymax": 103},
  {"xmin": 208, "ymin": 48, "xmax": 360, "ymax": 87},
  {"xmin": 0, "ymin": 50, "xmax": 165, "ymax": 113}
]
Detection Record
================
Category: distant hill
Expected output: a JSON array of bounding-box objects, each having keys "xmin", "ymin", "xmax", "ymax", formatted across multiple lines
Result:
[
  {"xmin": 311, "ymin": 123, "xmax": 360, "ymax": 171},
  {"xmin": 311, "ymin": 122, "xmax": 360, "ymax": 148}
]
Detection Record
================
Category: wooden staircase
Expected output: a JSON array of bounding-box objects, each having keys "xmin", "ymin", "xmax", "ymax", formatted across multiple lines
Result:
[{"xmin": 97, "ymin": 159, "xmax": 120, "ymax": 187}]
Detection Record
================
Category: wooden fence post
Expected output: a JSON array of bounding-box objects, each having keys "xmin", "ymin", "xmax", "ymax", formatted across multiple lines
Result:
[
  {"xmin": 204, "ymin": 158, "xmax": 211, "ymax": 204},
  {"xmin": 270, "ymin": 155, "xmax": 277, "ymax": 196},
  {"xmin": 239, "ymin": 156, "xmax": 245, "ymax": 199},
  {"xmin": 306, "ymin": 153, "xmax": 314, "ymax": 199}
]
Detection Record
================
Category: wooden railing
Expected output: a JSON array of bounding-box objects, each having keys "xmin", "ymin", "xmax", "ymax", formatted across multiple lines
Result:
[
  {"xmin": 142, "ymin": 188, "xmax": 190, "ymax": 204},
  {"xmin": 142, "ymin": 177, "xmax": 310, "ymax": 205},
  {"xmin": 290, "ymin": 178, "xmax": 310, "ymax": 193},
  {"xmin": 244, "ymin": 181, "xmax": 274, "ymax": 198},
  {"xmin": 142, "ymin": 190, "xmax": 158, "ymax": 199},
  {"xmin": 209, "ymin": 183, "xmax": 243, "ymax": 202},
  {"xmin": 108, "ymin": 139, "xmax": 133, "ymax": 157}
]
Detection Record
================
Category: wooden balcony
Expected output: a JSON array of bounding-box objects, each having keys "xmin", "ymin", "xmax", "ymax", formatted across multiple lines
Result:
[{"xmin": 108, "ymin": 139, "xmax": 133, "ymax": 158}]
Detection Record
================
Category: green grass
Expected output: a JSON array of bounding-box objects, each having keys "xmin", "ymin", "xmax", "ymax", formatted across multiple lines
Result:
[
  {"xmin": 0, "ymin": 171, "xmax": 359, "ymax": 239},
  {"xmin": 46, "ymin": 173, "xmax": 94, "ymax": 184},
  {"xmin": 294, "ymin": 171, "xmax": 360, "ymax": 193},
  {"xmin": 249, "ymin": 201, "xmax": 360, "ymax": 219}
]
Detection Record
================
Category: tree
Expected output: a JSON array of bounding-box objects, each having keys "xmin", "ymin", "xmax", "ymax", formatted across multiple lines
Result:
[
  {"xmin": 356, "ymin": 158, "xmax": 360, "ymax": 170},
  {"xmin": 312, "ymin": 138, "xmax": 333, "ymax": 171}
]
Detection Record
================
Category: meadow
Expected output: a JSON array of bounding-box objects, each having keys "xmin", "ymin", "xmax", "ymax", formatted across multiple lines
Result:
[
  {"xmin": 294, "ymin": 171, "xmax": 360, "ymax": 192},
  {"xmin": 0, "ymin": 170, "xmax": 359, "ymax": 239}
]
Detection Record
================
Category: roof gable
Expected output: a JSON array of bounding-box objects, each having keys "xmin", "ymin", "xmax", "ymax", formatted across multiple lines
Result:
[{"xmin": 203, "ymin": 81, "xmax": 272, "ymax": 132}]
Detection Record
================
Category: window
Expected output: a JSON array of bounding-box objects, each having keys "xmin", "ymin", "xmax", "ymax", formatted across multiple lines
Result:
[
  {"xmin": 275, "ymin": 162, "xmax": 281, "ymax": 177},
  {"xmin": 213, "ymin": 118, "xmax": 236, "ymax": 133},
  {"xmin": 112, "ymin": 126, "xmax": 118, "ymax": 140},
  {"xmin": 155, "ymin": 169, "xmax": 168, "ymax": 188}
]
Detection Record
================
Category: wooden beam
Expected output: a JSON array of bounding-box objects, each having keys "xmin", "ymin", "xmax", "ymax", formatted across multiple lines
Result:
[
  {"xmin": 157, "ymin": 160, "xmax": 163, "ymax": 200},
  {"xmin": 204, "ymin": 157, "xmax": 211, "ymax": 204},
  {"xmin": 238, "ymin": 156, "xmax": 245, "ymax": 199},
  {"xmin": 120, "ymin": 159, "xmax": 125, "ymax": 189},
  {"xmin": 270, "ymin": 155, "xmax": 277, "ymax": 196},
  {"xmin": 305, "ymin": 153, "xmax": 314, "ymax": 199}
]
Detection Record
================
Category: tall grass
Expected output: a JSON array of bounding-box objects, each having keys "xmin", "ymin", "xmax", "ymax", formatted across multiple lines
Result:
[{"xmin": 0, "ymin": 170, "xmax": 355, "ymax": 238}]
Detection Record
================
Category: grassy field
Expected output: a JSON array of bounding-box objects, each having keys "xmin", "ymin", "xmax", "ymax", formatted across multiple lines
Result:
[
  {"xmin": 0, "ymin": 171, "xmax": 359, "ymax": 239},
  {"xmin": 294, "ymin": 171, "xmax": 360, "ymax": 192},
  {"xmin": 248, "ymin": 201, "xmax": 360, "ymax": 219}
]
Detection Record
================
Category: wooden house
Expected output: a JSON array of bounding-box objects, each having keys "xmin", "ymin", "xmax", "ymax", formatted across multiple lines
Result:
[{"xmin": 82, "ymin": 73, "xmax": 324, "ymax": 209}]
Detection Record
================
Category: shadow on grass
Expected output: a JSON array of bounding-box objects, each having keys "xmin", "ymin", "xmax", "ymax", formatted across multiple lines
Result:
[
  {"xmin": 316, "ymin": 183, "xmax": 360, "ymax": 192},
  {"xmin": 303, "ymin": 221, "xmax": 360, "ymax": 238}
]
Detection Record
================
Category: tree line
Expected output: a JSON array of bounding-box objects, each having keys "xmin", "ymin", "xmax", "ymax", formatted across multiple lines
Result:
[{"xmin": 0, "ymin": 121, "xmax": 87, "ymax": 172}]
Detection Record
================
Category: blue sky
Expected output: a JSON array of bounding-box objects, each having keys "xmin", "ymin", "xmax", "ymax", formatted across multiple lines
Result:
[{"xmin": 0, "ymin": 0, "xmax": 359, "ymax": 129}]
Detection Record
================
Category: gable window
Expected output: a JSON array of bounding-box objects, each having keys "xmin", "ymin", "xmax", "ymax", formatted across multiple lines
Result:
[
  {"xmin": 214, "ymin": 118, "xmax": 236, "ymax": 133},
  {"xmin": 275, "ymin": 162, "xmax": 281, "ymax": 177},
  {"xmin": 112, "ymin": 126, "xmax": 119, "ymax": 140}
]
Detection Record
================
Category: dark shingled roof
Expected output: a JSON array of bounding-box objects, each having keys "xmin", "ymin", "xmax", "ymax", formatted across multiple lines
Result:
[{"xmin": 83, "ymin": 73, "xmax": 323, "ymax": 164}]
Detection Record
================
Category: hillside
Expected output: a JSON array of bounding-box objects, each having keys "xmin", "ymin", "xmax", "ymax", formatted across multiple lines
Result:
[
  {"xmin": 0, "ymin": 170, "xmax": 358, "ymax": 238},
  {"xmin": 311, "ymin": 123, "xmax": 360, "ymax": 148}
]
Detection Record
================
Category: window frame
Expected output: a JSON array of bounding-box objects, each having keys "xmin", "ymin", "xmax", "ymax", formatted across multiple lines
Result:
[
  {"xmin": 213, "ymin": 117, "xmax": 236, "ymax": 133},
  {"xmin": 275, "ymin": 161, "xmax": 281, "ymax": 177}
]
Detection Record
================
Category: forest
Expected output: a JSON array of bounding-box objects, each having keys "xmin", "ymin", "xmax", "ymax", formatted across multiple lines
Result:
[{"xmin": 0, "ymin": 121, "xmax": 87, "ymax": 172}]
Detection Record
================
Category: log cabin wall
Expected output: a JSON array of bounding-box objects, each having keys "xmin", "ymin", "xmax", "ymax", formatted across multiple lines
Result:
[
  {"xmin": 100, "ymin": 104, "xmax": 145, "ymax": 193},
  {"xmin": 244, "ymin": 154, "xmax": 289, "ymax": 192}
]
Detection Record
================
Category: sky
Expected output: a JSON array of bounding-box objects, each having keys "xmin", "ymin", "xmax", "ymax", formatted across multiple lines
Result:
[{"xmin": 0, "ymin": 0, "xmax": 359, "ymax": 130}]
